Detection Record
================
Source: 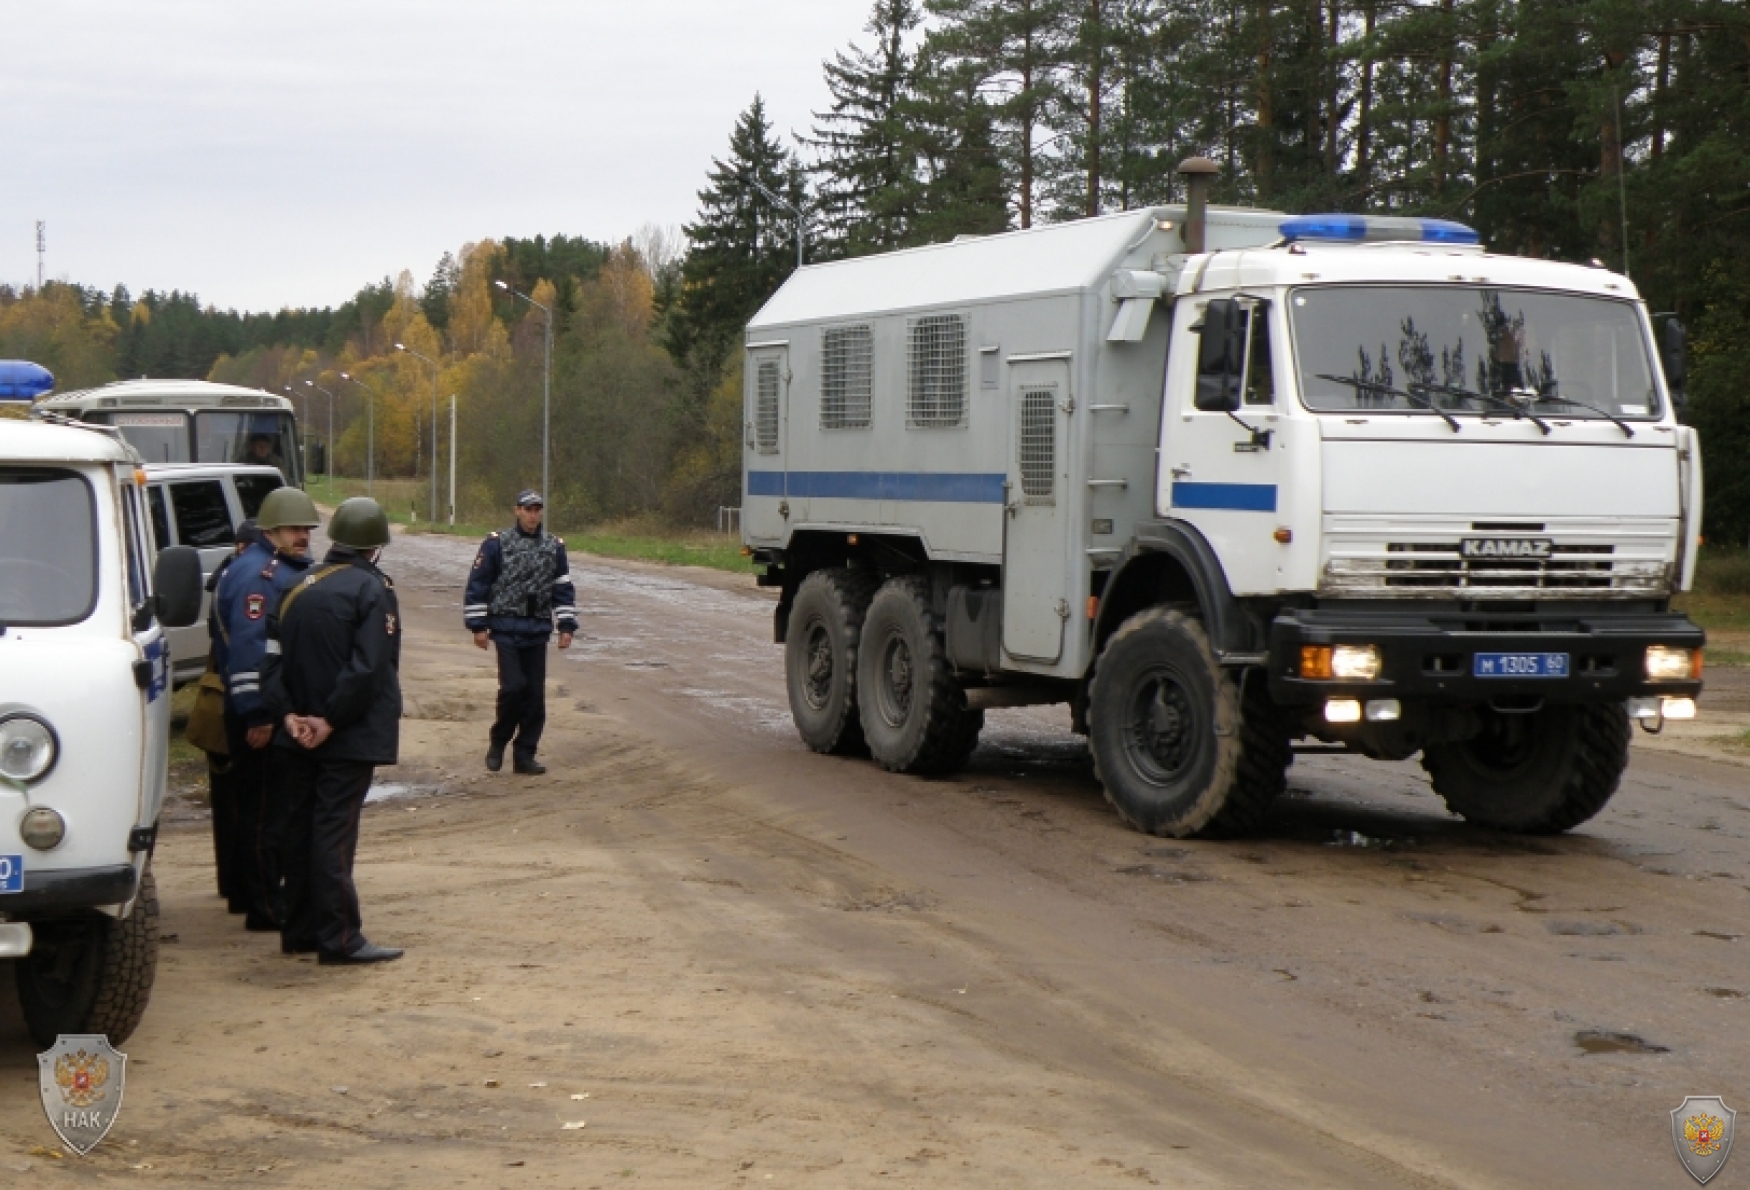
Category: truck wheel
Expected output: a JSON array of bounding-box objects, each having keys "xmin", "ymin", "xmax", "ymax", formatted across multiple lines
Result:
[
  {"xmin": 1089, "ymin": 608, "xmax": 1291, "ymax": 837},
  {"xmin": 1422, "ymin": 703, "xmax": 1629, "ymax": 833},
  {"xmin": 785, "ymin": 568, "xmax": 880, "ymax": 755},
  {"xmin": 16, "ymin": 869, "xmax": 160, "ymax": 1048},
  {"xmin": 857, "ymin": 577, "xmax": 983, "ymax": 775}
]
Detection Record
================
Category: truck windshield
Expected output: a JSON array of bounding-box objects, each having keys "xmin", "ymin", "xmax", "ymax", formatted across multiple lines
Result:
[
  {"xmin": 0, "ymin": 468, "xmax": 98, "ymax": 626},
  {"xmin": 195, "ymin": 412, "xmax": 298, "ymax": 480},
  {"xmin": 1291, "ymin": 286, "xmax": 1659, "ymax": 421}
]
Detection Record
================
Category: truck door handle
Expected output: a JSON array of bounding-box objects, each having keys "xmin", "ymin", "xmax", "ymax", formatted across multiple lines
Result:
[{"xmin": 1170, "ymin": 465, "xmax": 1193, "ymax": 480}]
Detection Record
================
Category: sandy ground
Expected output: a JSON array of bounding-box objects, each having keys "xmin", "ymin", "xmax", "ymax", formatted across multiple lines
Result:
[{"xmin": 2, "ymin": 532, "xmax": 1747, "ymax": 1188}]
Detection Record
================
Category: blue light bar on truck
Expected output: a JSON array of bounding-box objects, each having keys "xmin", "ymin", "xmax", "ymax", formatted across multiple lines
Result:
[
  {"xmin": 1278, "ymin": 215, "xmax": 1480, "ymax": 246},
  {"xmin": 0, "ymin": 360, "xmax": 55, "ymax": 400}
]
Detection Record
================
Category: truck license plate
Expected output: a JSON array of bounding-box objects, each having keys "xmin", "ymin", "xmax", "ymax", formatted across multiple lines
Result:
[
  {"xmin": 1474, "ymin": 652, "xmax": 1570, "ymax": 679},
  {"xmin": 0, "ymin": 855, "xmax": 20, "ymax": 894}
]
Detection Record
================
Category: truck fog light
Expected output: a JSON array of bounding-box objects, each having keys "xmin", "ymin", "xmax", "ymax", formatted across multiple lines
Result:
[
  {"xmin": 0, "ymin": 715, "xmax": 57, "ymax": 783},
  {"xmin": 1365, "ymin": 699, "xmax": 1402, "ymax": 722},
  {"xmin": 1332, "ymin": 645, "xmax": 1382, "ymax": 680},
  {"xmin": 1644, "ymin": 646, "xmax": 1697, "ymax": 682},
  {"xmin": 19, "ymin": 807, "xmax": 65, "ymax": 851},
  {"xmin": 1324, "ymin": 699, "xmax": 1362, "ymax": 724},
  {"xmin": 1626, "ymin": 696, "xmax": 1661, "ymax": 721},
  {"xmin": 1660, "ymin": 697, "xmax": 1697, "ymax": 721}
]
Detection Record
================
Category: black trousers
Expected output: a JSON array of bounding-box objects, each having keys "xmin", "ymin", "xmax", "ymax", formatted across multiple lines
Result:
[
  {"xmin": 223, "ymin": 712, "xmax": 283, "ymax": 928},
  {"xmin": 274, "ymin": 750, "xmax": 375, "ymax": 957},
  {"xmin": 491, "ymin": 639, "xmax": 548, "ymax": 759},
  {"xmin": 207, "ymin": 754, "xmax": 237, "ymax": 904}
]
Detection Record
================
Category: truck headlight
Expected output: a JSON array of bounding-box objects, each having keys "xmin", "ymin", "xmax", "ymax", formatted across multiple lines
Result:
[
  {"xmin": 0, "ymin": 715, "xmax": 56, "ymax": 783},
  {"xmin": 1644, "ymin": 646, "xmax": 1698, "ymax": 682},
  {"xmin": 1332, "ymin": 645, "xmax": 1382, "ymax": 681}
]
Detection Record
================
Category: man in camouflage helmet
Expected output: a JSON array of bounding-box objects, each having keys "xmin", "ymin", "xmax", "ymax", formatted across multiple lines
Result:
[
  {"xmin": 463, "ymin": 490, "xmax": 576, "ymax": 774},
  {"xmin": 262, "ymin": 497, "xmax": 404, "ymax": 965},
  {"xmin": 213, "ymin": 486, "xmax": 319, "ymax": 931}
]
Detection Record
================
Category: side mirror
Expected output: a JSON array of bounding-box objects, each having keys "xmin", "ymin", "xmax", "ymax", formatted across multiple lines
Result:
[
  {"xmin": 1194, "ymin": 298, "xmax": 1244, "ymax": 412},
  {"xmin": 1660, "ymin": 317, "xmax": 1688, "ymax": 410},
  {"xmin": 152, "ymin": 545, "xmax": 204, "ymax": 628}
]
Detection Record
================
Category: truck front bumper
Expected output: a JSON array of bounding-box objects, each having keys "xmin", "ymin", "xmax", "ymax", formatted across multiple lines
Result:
[
  {"xmin": 0, "ymin": 864, "xmax": 137, "ymax": 920},
  {"xmin": 1267, "ymin": 607, "xmax": 1705, "ymax": 706}
]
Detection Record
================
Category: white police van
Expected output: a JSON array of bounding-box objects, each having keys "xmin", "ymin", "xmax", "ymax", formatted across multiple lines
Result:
[
  {"xmin": 0, "ymin": 410, "xmax": 202, "ymax": 1045},
  {"xmin": 744, "ymin": 160, "xmax": 1706, "ymax": 838}
]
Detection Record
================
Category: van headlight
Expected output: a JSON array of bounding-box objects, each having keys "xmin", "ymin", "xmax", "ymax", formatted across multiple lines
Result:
[{"xmin": 0, "ymin": 715, "xmax": 57, "ymax": 783}]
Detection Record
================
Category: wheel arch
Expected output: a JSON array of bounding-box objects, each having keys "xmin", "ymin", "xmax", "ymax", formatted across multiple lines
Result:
[{"xmin": 1092, "ymin": 520, "xmax": 1264, "ymax": 666}]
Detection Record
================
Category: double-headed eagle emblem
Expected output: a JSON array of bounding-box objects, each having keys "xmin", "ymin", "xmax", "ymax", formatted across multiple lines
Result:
[{"xmin": 54, "ymin": 1049, "xmax": 110, "ymax": 1110}]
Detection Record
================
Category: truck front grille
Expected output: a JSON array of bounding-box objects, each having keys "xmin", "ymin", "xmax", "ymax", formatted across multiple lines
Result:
[{"xmin": 1320, "ymin": 518, "xmax": 1674, "ymax": 599}]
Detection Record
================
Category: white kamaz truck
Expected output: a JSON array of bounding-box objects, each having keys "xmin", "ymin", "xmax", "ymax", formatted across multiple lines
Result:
[{"xmin": 742, "ymin": 159, "xmax": 1705, "ymax": 838}]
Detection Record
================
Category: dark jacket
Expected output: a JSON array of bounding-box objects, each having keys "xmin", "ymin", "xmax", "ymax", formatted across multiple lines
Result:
[
  {"xmin": 214, "ymin": 541, "xmax": 313, "ymax": 727},
  {"xmin": 462, "ymin": 524, "xmax": 579, "ymax": 646},
  {"xmin": 262, "ymin": 548, "xmax": 402, "ymax": 765}
]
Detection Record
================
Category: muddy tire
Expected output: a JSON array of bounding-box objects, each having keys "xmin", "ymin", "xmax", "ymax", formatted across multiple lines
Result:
[
  {"xmin": 1422, "ymin": 702, "xmax": 1629, "ymax": 833},
  {"xmin": 785, "ymin": 568, "xmax": 880, "ymax": 755},
  {"xmin": 17, "ymin": 868, "xmax": 160, "ymax": 1048},
  {"xmin": 1088, "ymin": 608, "xmax": 1291, "ymax": 837},
  {"xmin": 856, "ymin": 577, "xmax": 983, "ymax": 775}
]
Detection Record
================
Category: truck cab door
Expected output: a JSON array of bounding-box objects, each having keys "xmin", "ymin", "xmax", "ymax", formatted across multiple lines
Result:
[
  {"xmin": 1160, "ymin": 296, "xmax": 1284, "ymax": 594},
  {"xmin": 120, "ymin": 476, "xmax": 170, "ymax": 839},
  {"xmin": 1002, "ymin": 357, "xmax": 1072, "ymax": 663}
]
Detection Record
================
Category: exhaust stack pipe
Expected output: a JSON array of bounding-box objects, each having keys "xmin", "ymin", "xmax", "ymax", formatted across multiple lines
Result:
[{"xmin": 1178, "ymin": 156, "xmax": 1220, "ymax": 254}]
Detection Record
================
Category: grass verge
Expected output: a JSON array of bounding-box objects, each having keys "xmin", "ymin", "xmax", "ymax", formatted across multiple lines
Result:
[{"xmin": 304, "ymin": 477, "xmax": 752, "ymax": 574}]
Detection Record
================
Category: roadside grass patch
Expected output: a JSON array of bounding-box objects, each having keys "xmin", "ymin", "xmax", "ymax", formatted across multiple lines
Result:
[{"xmin": 1676, "ymin": 547, "xmax": 1750, "ymax": 636}]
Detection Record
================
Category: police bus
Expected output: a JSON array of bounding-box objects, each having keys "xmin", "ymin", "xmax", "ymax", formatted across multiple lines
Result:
[{"xmin": 38, "ymin": 378, "xmax": 305, "ymax": 485}]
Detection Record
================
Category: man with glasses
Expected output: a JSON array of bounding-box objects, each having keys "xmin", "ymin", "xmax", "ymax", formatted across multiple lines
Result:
[{"xmin": 463, "ymin": 490, "xmax": 576, "ymax": 774}]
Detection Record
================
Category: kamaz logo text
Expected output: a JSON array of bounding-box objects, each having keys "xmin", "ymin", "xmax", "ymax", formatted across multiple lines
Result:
[{"xmin": 1461, "ymin": 537, "xmax": 1554, "ymax": 560}]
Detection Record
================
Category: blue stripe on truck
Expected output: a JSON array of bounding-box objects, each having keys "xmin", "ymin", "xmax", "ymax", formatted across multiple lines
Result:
[
  {"xmin": 1170, "ymin": 481, "xmax": 1278, "ymax": 512},
  {"xmin": 747, "ymin": 470, "xmax": 1006, "ymax": 504}
]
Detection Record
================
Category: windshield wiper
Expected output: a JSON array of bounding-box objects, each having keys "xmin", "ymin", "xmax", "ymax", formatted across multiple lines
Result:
[
  {"xmin": 1313, "ymin": 374, "xmax": 1461, "ymax": 432},
  {"xmin": 1521, "ymin": 385, "xmax": 1635, "ymax": 438},
  {"xmin": 1413, "ymin": 382, "xmax": 1552, "ymax": 435}
]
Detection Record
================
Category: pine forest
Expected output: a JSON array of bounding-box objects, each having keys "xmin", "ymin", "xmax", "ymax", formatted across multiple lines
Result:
[{"xmin": 3, "ymin": 0, "xmax": 1747, "ymax": 540}]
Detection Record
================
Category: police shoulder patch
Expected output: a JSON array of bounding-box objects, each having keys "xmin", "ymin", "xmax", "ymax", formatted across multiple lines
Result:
[
  {"xmin": 385, "ymin": 612, "xmax": 398, "ymax": 635},
  {"xmin": 381, "ymin": 575, "xmax": 396, "ymax": 590},
  {"xmin": 245, "ymin": 593, "xmax": 266, "ymax": 620}
]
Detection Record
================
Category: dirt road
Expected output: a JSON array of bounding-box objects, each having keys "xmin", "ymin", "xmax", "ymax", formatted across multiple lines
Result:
[{"xmin": 3, "ymin": 532, "xmax": 1746, "ymax": 1188}]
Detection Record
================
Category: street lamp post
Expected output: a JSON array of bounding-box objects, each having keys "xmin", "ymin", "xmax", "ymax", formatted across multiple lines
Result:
[
  {"xmin": 744, "ymin": 174, "xmax": 805, "ymax": 270},
  {"xmin": 338, "ymin": 371, "xmax": 379, "ymax": 496},
  {"xmin": 395, "ymin": 342, "xmax": 441, "ymax": 522},
  {"xmin": 494, "ymin": 280, "xmax": 552, "ymax": 508},
  {"xmin": 447, "ymin": 394, "xmax": 457, "ymax": 526},
  {"xmin": 302, "ymin": 379, "xmax": 337, "ymax": 479}
]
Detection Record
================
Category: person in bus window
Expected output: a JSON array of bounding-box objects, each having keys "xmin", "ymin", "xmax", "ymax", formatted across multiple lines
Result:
[{"xmin": 240, "ymin": 432, "xmax": 287, "ymax": 473}]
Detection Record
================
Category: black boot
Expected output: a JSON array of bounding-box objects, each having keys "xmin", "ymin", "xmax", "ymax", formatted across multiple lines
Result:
[{"xmin": 485, "ymin": 741, "xmax": 504, "ymax": 772}]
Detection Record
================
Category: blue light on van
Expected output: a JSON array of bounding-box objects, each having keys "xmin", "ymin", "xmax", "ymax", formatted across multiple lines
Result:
[
  {"xmin": 0, "ymin": 360, "xmax": 55, "ymax": 401},
  {"xmin": 1279, "ymin": 215, "xmax": 1480, "ymax": 246}
]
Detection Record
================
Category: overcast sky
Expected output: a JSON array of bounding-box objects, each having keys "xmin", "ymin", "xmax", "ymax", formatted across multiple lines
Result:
[{"xmin": 0, "ymin": 0, "xmax": 875, "ymax": 312}]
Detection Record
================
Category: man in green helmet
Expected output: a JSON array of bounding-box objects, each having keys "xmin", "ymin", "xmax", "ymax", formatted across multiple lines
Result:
[
  {"xmin": 262, "ymin": 496, "xmax": 405, "ymax": 965},
  {"xmin": 213, "ymin": 485, "xmax": 319, "ymax": 931}
]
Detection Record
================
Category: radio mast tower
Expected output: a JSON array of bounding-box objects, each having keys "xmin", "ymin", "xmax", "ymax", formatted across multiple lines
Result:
[{"xmin": 36, "ymin": 222, "xmax": 45, "ymax": 289}]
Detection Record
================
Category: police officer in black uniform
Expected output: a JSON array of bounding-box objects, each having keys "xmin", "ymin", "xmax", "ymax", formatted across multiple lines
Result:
[
  {"xmin": 463, "ymin": 490, "xmax": 577, "ymax": 774},
  {"xmin": 262, "ymin": 497, "xmax": 404, "ymax": 965},
  {"xmin": 202, "ymin": 518, "xmax": 263, "ymax": 909}
]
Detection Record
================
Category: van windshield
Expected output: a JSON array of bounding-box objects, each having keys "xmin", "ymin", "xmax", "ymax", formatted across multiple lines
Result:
[
  {"xmin": 1291, "ymin": 286, "xmax": 1660, "ymax": 420},
  {"xmin": 0, "ymin": 468, "xmax": 98, "ymax": 626}
]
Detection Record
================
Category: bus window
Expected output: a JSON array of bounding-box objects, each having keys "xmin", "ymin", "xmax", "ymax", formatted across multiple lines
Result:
[
  {"xmin": 196, "ymin": 412, "xmax": 298, "ymax": 481},
  {"xmin": 108, "ymin": 412, "xmax": 190, "ymax": 464}
]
